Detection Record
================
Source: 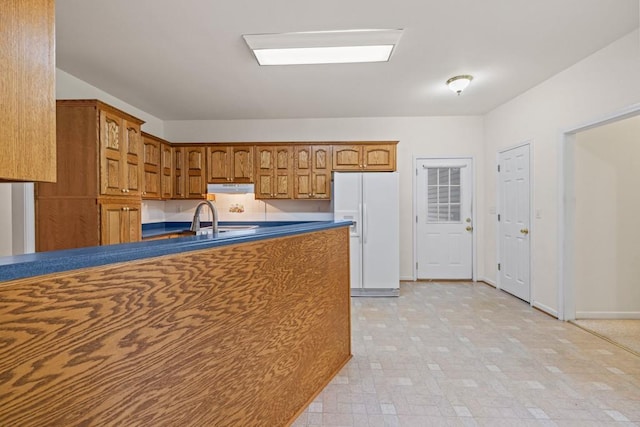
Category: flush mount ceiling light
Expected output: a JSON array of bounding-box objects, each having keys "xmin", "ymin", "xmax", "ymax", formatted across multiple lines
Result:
[
  {"xmin": 243, "ymin": 29, "xmax": 403, "ymax": 66},
  {"xmin": 446, "ymin": 75, "xmax": 474, "ymax": 95}
]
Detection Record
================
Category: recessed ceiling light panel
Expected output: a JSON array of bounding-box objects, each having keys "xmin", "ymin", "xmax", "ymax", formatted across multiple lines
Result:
[{"xmin": 243, "ymin": 29, "xmax": 402, "ymax": 66}]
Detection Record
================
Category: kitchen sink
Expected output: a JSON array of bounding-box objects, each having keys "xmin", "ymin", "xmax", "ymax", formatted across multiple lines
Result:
[{"xmin": 196, "ymin": 225, "xmax": 259, "ymax": 235}]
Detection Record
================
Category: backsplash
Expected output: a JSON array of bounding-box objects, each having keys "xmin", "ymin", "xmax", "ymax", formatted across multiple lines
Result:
[{"xmin": 142, "ymin": 194, "xmax": 334, "ymax": 224}]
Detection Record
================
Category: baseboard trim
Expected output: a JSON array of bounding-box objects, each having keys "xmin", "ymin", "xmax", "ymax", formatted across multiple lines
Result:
[
  {"xmin": 478, "ymin": 277, "xmax": 496, "ymax": 287},
  {"xmin": 351, "ymin": 288, "xmax": 399, "ymax": 297},
  {"xmin": 532, "ymin": 301, "xmax": 559, "ymax": 319},
  {"xmin": 400, "ymin": 275, "xmax": 414, "ymax": 281},
  {"xmin": 575, "ymin": 311, "xmax": 640, "ymax": 319}
]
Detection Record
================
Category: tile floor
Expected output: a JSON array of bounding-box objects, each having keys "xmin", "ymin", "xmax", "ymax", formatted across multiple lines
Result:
[{"xmin": 292, "ymin": 282, "xmax": 640, "ymax": 426}]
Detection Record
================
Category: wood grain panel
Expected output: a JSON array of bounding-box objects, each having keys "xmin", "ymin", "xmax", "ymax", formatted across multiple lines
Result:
[
  {"xmin": 0, "ymin": 0, "xmax": 56, "ymax": 182},
  {"xmin": 35, "ymin": 198, "xmax": 100, "ymax": 251},
  {"xmin": 0, "ymin": 227, "xmax": 351, "ymax": 426},
  {"xmin": 36, "ymin": 105, "xmax": 98, "ymax": 198}
]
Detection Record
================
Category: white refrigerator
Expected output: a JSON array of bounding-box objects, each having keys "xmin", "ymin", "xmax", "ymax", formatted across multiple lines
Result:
[{"xmin": 333, "ymin": 172, "xmax": 399, "ymax": 296}]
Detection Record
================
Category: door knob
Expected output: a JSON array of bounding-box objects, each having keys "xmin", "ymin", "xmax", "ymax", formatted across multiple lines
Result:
[
  {"xmin": 520, "ymin": 228, "xmax": 529, "ymax": 235},
  {"xmin": 466, "ymin": 226, "xmax": 473, "ymax": 232}
]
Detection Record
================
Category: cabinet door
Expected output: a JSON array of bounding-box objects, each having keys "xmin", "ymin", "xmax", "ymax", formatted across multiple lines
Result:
[
  {"xmin": 125, "ymin": 205, "xmax": 141, "ymax": 243},
  {"xmin": 123, "ymin": 121, "xmax": 142, "ymax": 196},
  {"xmin": 293, "ymin": 146, "xmax": 312, "ymax": 199},
  {"xmin": 273, "ymin": 146, "xmax": 292, "ymax": 198},
  {"xmin": 207, "ymin": 145, "xmax": 230, "ymax": 183},
  {"xmin": 99, "ymin": 110, "xmax": 125, "ymax": 196},
  {"xmin": 311, "ymin": 146, "xmax": 331, "ymax": 199},
  {"xmin": 231, "ymin": 146, "xmax": 254, "ymax": 183},
  {"xmin": 160, "ymin": 143, "xmax": 173, "ymax": 199},
  {"xmin": 255, "ymin": 147, "xmax": 275, "ymax": 199},
  {"xmin": 185, "ymin": 146, "xmax": 206, "ymax": 199},
  {"xmin": 100, "ymin": 203, "xmax": 141, "ymax": 245},
  {"xmin": 173, "ymin": 147, "xmax": 186, "ymax": 199},
  {"xmin": 142, "ymin": 134, "xmax": 161, "ymax": 199},
  {"xmin": 362, "ymin": 144, "xmax": 396, "ymax": 171},
  {"xmin": 332, "ymin": 145, "xmax": 362, "ymax": 170},
  {"xmin": 100, "ymin": 203, "xmax": 125, "ymax": 245},
  {"xmin": 256, "ymin": 146, "xmax": 292, "ymax": 199}
]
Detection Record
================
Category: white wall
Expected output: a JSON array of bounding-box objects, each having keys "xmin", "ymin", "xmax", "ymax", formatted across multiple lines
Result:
[
  {"xmin": 483, "ymin": 30, "xmax": 640, "ymax": 315},
  {"xmin": 574, "ymin": 115, "xmax": 640, "ymax": 318},
  {"xmin": 0, "ymin": 184, "xmax": 12, "ymax": 256},
  {"xmin": 56, "ymin": 69, "xmax": 165, "ymax": 137},
  {"xmin": 165, "ymin": 116, "xmax": 485, "ymax": 280}
]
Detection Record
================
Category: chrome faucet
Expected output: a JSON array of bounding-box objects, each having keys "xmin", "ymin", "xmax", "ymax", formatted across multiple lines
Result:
[{"xmin": 190, "ymin": 200, "xmax": 219, "ymax": 234}]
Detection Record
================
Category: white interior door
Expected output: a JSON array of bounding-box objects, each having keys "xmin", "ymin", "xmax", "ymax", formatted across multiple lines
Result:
[
  {"xmin": 498, "ymin": 144, "xmax": 531, "ymax": 302},
  {"xmin": 417, "ymin": 159, "xmax": 473, "ymax": 279}
]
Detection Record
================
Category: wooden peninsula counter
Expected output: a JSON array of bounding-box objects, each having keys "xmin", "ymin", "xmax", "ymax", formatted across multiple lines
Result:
[{"xmin": 0, "ymin": 221, "xmax": 352, "ymax": 426}]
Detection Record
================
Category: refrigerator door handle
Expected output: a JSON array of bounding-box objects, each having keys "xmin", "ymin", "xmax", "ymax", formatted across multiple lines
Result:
[
  {"xmin": 358, "ymin": 203, "xmax": 363, "ymax": 241},
  {"xmin": 362, "ymin": 203, "xmax": 368, "ymax": 244}
]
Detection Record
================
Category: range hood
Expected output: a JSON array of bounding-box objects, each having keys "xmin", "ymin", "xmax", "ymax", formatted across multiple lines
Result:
[{"xmin": 207, "ymin": 183, "xmax": 255, "ymax": 194}]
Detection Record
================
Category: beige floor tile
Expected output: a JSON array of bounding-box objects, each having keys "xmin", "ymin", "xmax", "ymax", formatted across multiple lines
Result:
[{"xmin": 293, "ymin": 282, "xmax": 640, "ymax": 426}]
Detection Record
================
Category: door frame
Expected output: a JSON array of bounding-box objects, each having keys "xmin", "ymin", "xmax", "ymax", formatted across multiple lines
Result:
[
  {"xmin": 496, "ymin": 141, "xmax": 533, "ymax": 305},
  {"xmin": 558, "ymin": 103, "xmax": 640, "ymax": 321},
  {"xmin": 412, "ymin": 156, "xmax": 476, "ymax": 282}
]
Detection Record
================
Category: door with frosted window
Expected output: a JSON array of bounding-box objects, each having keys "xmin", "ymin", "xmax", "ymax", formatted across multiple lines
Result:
[{"xmin": 417, "ymin": 158, "xmax": 473, "ymax": 279}]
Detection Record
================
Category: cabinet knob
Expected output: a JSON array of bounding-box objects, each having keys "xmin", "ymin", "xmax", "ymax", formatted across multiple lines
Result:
[{"xmin": 121, "ymin": 188, "xmax": 127, "ymax": 193}]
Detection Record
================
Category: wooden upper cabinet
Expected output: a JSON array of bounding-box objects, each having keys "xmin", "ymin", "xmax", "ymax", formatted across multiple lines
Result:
[
  {"xmin": 332, "ymin": 143, "xmax": 396, "ymax": 171},
  {"xmin": 184, "ymin": 146, "xmax": 207, "ymax": 199},
  {"xmin": 294, "ymin": 145, "xmax": 331, "ymax": 200},
  {"xmin": 99, "ymin": 109, "xmax": 143, "ymax": 196},
  {"xmin": 0, "ymin": 0, "xmax": 56, "ymax": 182},
  {"xmin": 255, "ymin": 146, "xmax": 293, "ymax": 199},
  {"xmin": 142, "ymin": 132, "xmax": 161, "ymax": 200},
  {"xmin": 99, "ymin": 110, "xmax": 124, "ymax": 196},
  {"xmin": 206, "ymin": 145, "xmax": 253, "ymax": 183},
  {"xmin": 173, "ymin": 147, "xmax": 186, "ymax": 199},
  {"xmin": 362, "ymin": 144, "xmax": 396, "ymax": 171},
  {"xmin": 124, "ymin": 121, "xmax": 142, "ymax": 196},
  {"xmin": 160, "ymin": 142, "xmax": 173, "ymax": 199}
]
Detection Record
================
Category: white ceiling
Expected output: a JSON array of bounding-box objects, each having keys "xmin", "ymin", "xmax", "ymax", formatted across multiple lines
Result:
[{"xmin": 56, "ymin": 0, "xmax": 639, "ymax": 120}]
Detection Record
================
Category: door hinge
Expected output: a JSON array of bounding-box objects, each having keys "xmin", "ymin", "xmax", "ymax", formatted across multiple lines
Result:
[
  {"xmin": 498, "ymin": 263, "xmax": 501, "ymax": 271},
  {"xmin": 416, "ymin": 262, "xmax": 418, "ymax": 269},
  {"xmin": 497, "ymin": 214, "xmax": 501, "ymax": 221},
  {"xmin": 497, "ymin": 164, "xmax": 501, "ymax": 172},
  {"xmin": 416, "ymin": 215, "xmax": 418, "ymax": 223},
  {"xmin": 416, "ymin": 169, "xmax": 418, "ymax": 176}
]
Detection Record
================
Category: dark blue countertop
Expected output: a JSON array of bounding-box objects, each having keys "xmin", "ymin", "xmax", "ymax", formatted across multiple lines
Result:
[
  {"xmin": 141, "ymin": 221, "xmax": 304, "ymax": 238},
  {"xmin": 0, "ymin": 221, "xmax": 351, "ymax": 283}
]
